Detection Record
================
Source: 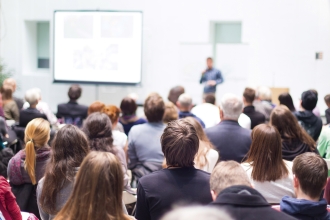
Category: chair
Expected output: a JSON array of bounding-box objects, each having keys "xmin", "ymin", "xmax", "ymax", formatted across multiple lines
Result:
[{"xmin": 123, "ymin": 191, "xmax": 137, "ymax": 216}]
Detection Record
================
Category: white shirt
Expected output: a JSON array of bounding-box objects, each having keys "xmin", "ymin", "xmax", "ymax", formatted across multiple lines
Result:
[
  {"xmin": 197, "ymin": 148, "xmax": 219, "ymax": 173},
  {"xmin": 113, "ymin": 130, "xmax": 128, "ymax": 149},
  {"xmin": 238, "ymin": 113, "xmax": 251, "ymax": 130},
  {"xmin": 241, "ymin": 160, "xmax": 295, "ymax": 204},
  {"xmin": 191, "ymin": 103, "xmax": 220, "ymax": 128}
]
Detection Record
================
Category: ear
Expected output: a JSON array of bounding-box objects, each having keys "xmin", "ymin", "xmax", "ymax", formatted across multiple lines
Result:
[
  {"xmin": 293, "ymin": 175, "xmax": 299, "ymax": 188},
  {"xmin": 211, "ymin": 190, "xmax": 217, "ymax": 201},
  {"xmin": 220, "ymin": 109, "xmax": 224, "ymax": 119},
  {"xmin": 176, "ymin": 101, "xmax": 180, "ymax": 108}
]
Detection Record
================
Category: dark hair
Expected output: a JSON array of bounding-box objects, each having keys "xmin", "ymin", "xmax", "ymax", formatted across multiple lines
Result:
[
  {"xmin": 270, "ymin": 105, "xmax": 316, "ymax": 151},
  {"xmin": 144, "ymin": 94, "xmax": 165, "ymax": 122},
  {"xmin": 161, "ymin": 119, "xmax": 199, "ymax": 167},
  {"xmin": 120, "ymin": 97, "xmax": 137, "ymax": 116},
  {"xmin": 82, "ymin": 112, "xmax": 116, "ymax": 153},
  {"xmin": 88, "ymin": 101, "xmax": 105, "ymax": 115},
  {"xmin": 102, "ymin": 105, "xmax": 121, "ymax": 124},
  {"xmin": 324, "ymin": 94, "xmax": 330, "ymax": 105},
  {"xmin": 278, "ymin": 93, "xmax": 296, "ymax": 112},
  {"xmin": 301, "ymin": 90, "xmax": 318, "ymax": 111},
  {"xmin": 39, "ymin": 125, "xmax": 89, "ymax": 214},
  {"xmin": 1, "ymin": 85, "xmax": 13, "ymax": 101},
  {"xmin": 309, "ymin": 89, "xmax": 318, "ymax": 97},
  {"xmin": 293, "ymin": 152, "xmax": 327, "ymax": 199},
  {"xmin": 168, "ymin": 86, "xmax": 185, "ymax": 105},
  {"xmin": 204, "ymin": 93, "xmax": 216, "ymax": 105},
  {"xmin": 243, "ymin": 87, "xmax": 256, "ymax": 103},
  {"xmin": 68, "ymin": 85, "xmax": 82, "ymax": 101},
  {"xmin": 245, "ymin": 124, "xmax": 288, "ymax": 182}
]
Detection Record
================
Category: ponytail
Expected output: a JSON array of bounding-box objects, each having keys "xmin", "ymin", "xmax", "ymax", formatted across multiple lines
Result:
[{"xmin": 24, "ymin": 139, "xmax": 37, "ymax": 184}]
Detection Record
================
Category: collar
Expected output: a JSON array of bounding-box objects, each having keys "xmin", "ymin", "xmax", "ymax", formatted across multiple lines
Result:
[
  {"xmin": 68, "ymin": 100, "xmax": 78, "ymax": 104},
  {"xmin": 244, "ymin": 105, "xmax": 255, "ymax": 113},
  {"xmin": 219, "ymin": 120, "xmax": 239, "ymax": 125}
]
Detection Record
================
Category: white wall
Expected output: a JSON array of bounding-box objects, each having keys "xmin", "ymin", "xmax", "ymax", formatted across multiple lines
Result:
[{"xmin": 1, "ymin": 0, "xmax": 330, "ymax": 113}]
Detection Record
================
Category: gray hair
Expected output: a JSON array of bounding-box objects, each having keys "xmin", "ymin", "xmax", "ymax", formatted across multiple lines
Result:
[
  {"xmin": 256, "ymin": 86, "xmax": 272, "ymax": 100},
  {"xmin": 220, "ymin": 93, "xmax": 243, "ymax": 120},
  {"xmin": 178, "ymin": 93, "xmax": 192, "ymax": 107},
  {"xmin": 25, "ymin": 88, "xmax": 41, "ymax": 105},
  {"xmin": 161, "ymin": 206, "xmax": 233, "ymax": 220}
]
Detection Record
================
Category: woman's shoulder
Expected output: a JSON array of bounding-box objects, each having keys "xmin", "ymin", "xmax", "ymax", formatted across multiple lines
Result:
[{"xmin": 206, "ymin": 148, "xmax": 219, "ymax": 160}]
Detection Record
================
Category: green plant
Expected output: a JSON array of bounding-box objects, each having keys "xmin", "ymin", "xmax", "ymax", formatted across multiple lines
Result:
[{"xmin": 0, "ymin": 59, "xmax": 13, "ymax": 86}]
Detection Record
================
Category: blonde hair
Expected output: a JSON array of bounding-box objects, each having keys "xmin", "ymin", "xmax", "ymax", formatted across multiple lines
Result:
[
  {"xmin": 163, "ymin": 102, "xmax": 178, "ymax": 123},
  {"xmin": 24, "ymin": 118, "xmax": 50, "ymax": 185}
]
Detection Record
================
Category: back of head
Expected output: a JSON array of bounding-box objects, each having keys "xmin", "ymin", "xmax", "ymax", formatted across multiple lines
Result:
[
  {"xmin": 324, "ymin": 94, "xmax": 330, "ymax": 106},
  {"xmin": 24, "ymin": 118, "xmax": 50, "ymax": 184},
  {"xmin": 144, "ymin": 93, "xmax": 165, "ymax": 122},
  {"xmin": 25, "ymin": 88, "xmax": 40, "ymax": 106},
  {"xmin": 210, "ymin": 161, "xmax": 251, "ymax": 195},
  {"xmin": 68, "ymin": 84, "xmax": 82, "ymax": 101},
  {"xmin": 102, "ymin": 105, "xmax": 121, "ymax": 124},
  {"xmin": 40, "ymin": 124, "xmax": 89, "ymax": 214},
  {"xmin": 178, "ymin": 93, "xmax": 192, "ymax": 110},
  {"xmin": 120, "ymin": 97, "xmax": 138, "ymax": 116},
  {"xmin": 3, "ymin": 78, "xmax": 17, "ymax": 92},
  {"xmin": 278, "ymin": 93, "xmax": 295, "ymax": 112},
  {"xmin": 204, "ymin": 93, "xmax": 216, "ymax": 105},
  {"xmin": 161, "ymin": 119, "xmax": 199, "ymax": 167},
  {"xmin": 54, "ymin": 151, "xmax": 126, "ymax": 220},
  {"xmin": 293, "ymin": 152, "xmax": 327, "ymax": 199},
  {"xmin": 82, "ymin": 112, "xmax": 114, "ymax": 153},
  {"xmin": 88, "ymin": 101, "xmax": 105, "ymax": 115},
  {"xmin": 243, "ymin": 87, "xmax": 256, "ymax": 104},
  {"xmin": 246, "ymin": 124, "xmax": 288, "ymax": 182},
  {"xmin": 220, "ymin": 93, "xmax": 243, "ymax": 121},
  {"xmin": 1, "ymin": 85, "xmax": 13, "ymax": 101},
  {"xmin": 256, "ymin": 86, "xmax": 272, "ymax": 101},
  {"xmin": 168, "ymin": 86, "xmax": 185, "ymax": 104},
  {"xmin": 163, "ymin": 102, "xmax": 179, "ymax": 124},
  {"xmin": 301, "ymin": 90, "xmax": 318, "ymax": 111},
  {"xmin": 183, "ymin": 117, "xmax": 209, "ymax": 142}
]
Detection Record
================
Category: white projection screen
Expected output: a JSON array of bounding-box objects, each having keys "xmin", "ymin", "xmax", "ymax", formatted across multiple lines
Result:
[{"xmin": 53, "ymin": 11, "xmax": 142, "ymax": 84}]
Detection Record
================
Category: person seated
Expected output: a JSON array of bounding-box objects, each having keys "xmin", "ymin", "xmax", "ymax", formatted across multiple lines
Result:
[
  {"xmin": 135, "ymin": 119, "xmax": 212, "ymax": 220},
  {"xmin": 37, "ymin": 125, "xmax": 89, "ymax": 219},
  {"xmin": 209, "ymin": 161, "xmax": 296, "ymax": 220},
  {"xmin": 177, "ymin": 93, "xmax": 205, "ymax": 128},
  {"xmin": 280, "ymin": 152, "xmax": 330, "ymax": 219},
  {"xmin": 241, "ymin": 124, "xmax": 295, "ymax": 204},
  {"xmin": 87, "ymin": 101, "xmax": 105, "ymax": 115},
  {"xmin": 317, "ymin": 126, "xmax": 330, "ymax": 159},
  {"xmin": 294, "ymin": 90, "xmax": 322, "ymax": 141},
  {"xmin": 1, "ymin": 85, "xmax": 19, "ymax": 122},
  {"xmin": 253, "ymin": 86, "xmax": 274, "ymax": 122},
  {"xmin": 191, "ymin": 93, "xmax": 220, "ymax": 128},
  {"xmin": 324, "ymin": 94, "xmax": 330, "ymax": 124},
  {"xmin": 271, "ymin": 105, "xmax": 317, "ymax": 161},
  {"xmin": 278, "ymin": 92, "xmax": 296, "ymax": 112},
  {"xmin": 19, "ymin": 89, "xmax": 48, "ymax": 128},
  {"xmin": 3, "ymin": 78, "xmax": 24, "ymax": 110},
  {"xmin": 205, "ymin": 93, "xmax": 251, "ymax": 162},
  {"xmin": 54, "ymin": 152, "xmax": 134, "ymax": 220},
  {"xmin": 163, "ymin": 102, "xmax": 178, "ymax": 124},
  {"xmin": 56, "ymin": 84, "xmax": 88, "ymax": 127},
  {"xmin": 167, "ymin": 85, "xmax": 185, "ymax": 107},
  {"xmin": 161, "ymin": 206, "xmax": 232, "ymax": 220},
  {"xmin": 243, "ymin": 87, "xmax": 265, "ymax": 129},
  {"xmin": 119, "ymin": 97, "xmax": 147, "ymax": 135},
  {"xmin": 0, "ymin": 176, "xmax": 22, "ymax": 220}
]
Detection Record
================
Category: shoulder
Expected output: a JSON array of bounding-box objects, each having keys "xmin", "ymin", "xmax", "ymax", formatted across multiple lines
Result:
[
  {"xmin": 139, "ymin": 169, "xmax": 167, "ymax": 185},
  {"xmin": 207, "ymin": 149, "xmax": 219, "ymax": 160},
  {"xmin": 136, "ymin": 118, "xmax": 147, "ymax": 123}
]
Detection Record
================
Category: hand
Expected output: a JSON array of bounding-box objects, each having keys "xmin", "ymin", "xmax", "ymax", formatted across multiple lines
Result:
[{"xmin": 207, "ymin": 80, "xmax": 216, "ymax": 86}]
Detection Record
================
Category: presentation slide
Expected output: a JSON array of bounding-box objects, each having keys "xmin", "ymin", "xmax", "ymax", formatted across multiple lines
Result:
[{"xmin": 53, "ymin": 11, "xmax": 142, "ymax": 84}]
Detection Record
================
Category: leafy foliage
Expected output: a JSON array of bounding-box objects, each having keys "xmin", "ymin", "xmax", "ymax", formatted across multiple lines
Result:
[{"xmin": 0, "ymin": 59, "xmax": 13, "ymax": 87}]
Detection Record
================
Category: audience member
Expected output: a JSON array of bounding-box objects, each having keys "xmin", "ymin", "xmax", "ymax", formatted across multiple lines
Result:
[
  {"xmin": 87, "ymin": 101, "xmax": 105, "ymax": 115},
  {"xmin": 205, "ymin": 93, "xmax": 251, "ymax": 162},
  {"xmin": 294, "ymin": 90, "xmax": 322, "ymax": 141},
  {"xmin": 56, "ymin": 84, "xmax": 88, "ymax": 127},
  {"xmin": 209, "ymin": 161, "xmax": 296, "ymax": 220},
  {"xmin": 183, "ymin": 117, "xmax": 219, "ymax": 173},
  {"xmin": 241, "ymin": 124, "xmax": 295, "ymax": 203},
  {"xmin": 280, "ymin": 152, "xmax": 329, "ymax": 219},
  {"xmin": 167, "ymin": 85, "xmax": 185, "ymax": 106},
  {"xmin": 19, "ymin": 88, "xmax": 48, "ymax": 127},
  {"xmin": 119, "ymin": 97, "xmax": 147, "ymax": 135},
  {"xmin": 135, "ymin": 120, "xmax": 212, "ymax": 220},
  {"xmin": 278, "ymin": 92, "xmax": 296, "ymax": 112},
  {"xmin": 102, "ymin": 105, "xmax": 127, "ymax": 149},
  {"xmin": 191, "ymin": 93, "xmax": 220, "ymax": 128},
  {"xmin": 0, "ymin": 176, "xmax": 22, "ymax": 220},
  {"xmin": 324, "ymin": 94, "xmax": 330, "ymax": 124},
  {"xmin": 177, "ymin": 93, "xmax": 205, "ymax": 128},
  {"xmin": 2, "ymin": 85, "xmax": 19, "ymax": 121},
  {"xmin": 163, "ymin": 102, "xmax": 178, "ymax": 123},
  {"xmin": 37, "ymin": 125, "xmax": 89, "ymax": 219},
  {"xmin": 0, "ymin": 93, "xmax": 6, "ymax": 119},
  {"xmin": 3, "ymin": 78, "xmax": 24, "ymax": 110},
  {"xmin": 317, "ymin": 126, "xmax": 330, "ymax": 159},
  {"xmin": 310, "ymin": 89, "xmax": 321, "ymax": 117},
  {"xmin": 242, "ymin": 87, "xmax": 265, "ymax": 129},
  {"xmin": 271, "ymin": 105, "xmax": 317, "ymax": 161},
  {"xmin": 161, "ymin": 206, "xmax": 232, "ymax": 220},
  {"xmin": 54, "ymin": 152, "xmax": 133, "ymax": 220},
  {"xmin": 253, "ymin": 86, "xmax": 274, "ymax": 121}
]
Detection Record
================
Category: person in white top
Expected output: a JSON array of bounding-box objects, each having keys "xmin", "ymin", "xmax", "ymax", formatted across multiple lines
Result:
[
  {"xmin": 241, "ymin": 124, "xmax": 295, "ymax": 204},
  {"xmin": 183, "ymin": 117, "xmax": 219, "ymax": 173}
]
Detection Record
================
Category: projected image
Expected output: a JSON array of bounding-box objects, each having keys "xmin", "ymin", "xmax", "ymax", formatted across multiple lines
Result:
[
  {"xmin": 101, "ymin": 16, "xmax": 134, "ymax": 38},
  {"xmin": 64, "ymin": 15, "xmax": 93, "ymax": 38}
]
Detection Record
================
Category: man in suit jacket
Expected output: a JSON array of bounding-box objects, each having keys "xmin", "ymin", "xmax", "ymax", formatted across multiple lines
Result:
[
  {"xmin": 243, "ymin": 87, "xmax": 265, "ymax": 129},
  {"xmin": 56, "ymin": 85, "xmax": 88, "ymax": 127},
  {"xmin": 205, "ymin": 93, "xmax": 251, "ymax": 162},
  {"xmin": 209, "ymin": 161, "xmax": 296, "ymax": 220}
]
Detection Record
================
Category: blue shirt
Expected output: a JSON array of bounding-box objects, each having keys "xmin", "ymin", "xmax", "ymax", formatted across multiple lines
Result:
[{"xmin": 200, "ymin": 68, "xmax": 224, "ymax": 93}]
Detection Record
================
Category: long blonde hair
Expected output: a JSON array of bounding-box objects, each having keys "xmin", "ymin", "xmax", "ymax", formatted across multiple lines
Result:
[
  {"xmin": 54, "ymin": 152, "xmax": 131, "ymax": 220},
  {"xmin": 24, "ymin": 118, "xmax": 50, "ymax": 185}
]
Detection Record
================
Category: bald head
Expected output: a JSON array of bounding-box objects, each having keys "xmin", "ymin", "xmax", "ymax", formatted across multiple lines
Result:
[{"xmin": 3, "ymin": 78, "xmax": 17, "ymax": 92}]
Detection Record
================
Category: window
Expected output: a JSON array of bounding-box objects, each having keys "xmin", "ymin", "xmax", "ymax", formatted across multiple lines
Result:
[
  {"xmin": 37, "ymin": 22, "xmax": 50, "ymax": 68},
  {"xmin": 214, "ymin": 22, "xmax": 242, "ymax": 44}
]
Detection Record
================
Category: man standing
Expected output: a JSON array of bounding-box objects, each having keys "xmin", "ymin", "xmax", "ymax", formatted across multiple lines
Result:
[{"xmin": 200, "ymin": 57, "xmax": 224, "ymax": 94}]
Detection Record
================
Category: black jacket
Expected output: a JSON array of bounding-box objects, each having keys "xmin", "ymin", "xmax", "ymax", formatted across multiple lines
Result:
[
  {"xmin": 57, "ymin": 101, "xmax": 88, "ymax": 127},
  {"xmin": 209, "ymin": 185, "xmax": 297, "ymax": 220},
  {"xmin": 19, "ymin": 108, "xmax": 48, "ymax": 127},
  {"xmin": 205, "ymin": 120, "xmax": 251, "ymax": 162},
  {"xmin": 294, "ymin": 111, "xmax": 322, "ymax": 141},
  {"xmin": 282, "ymin": 139, "xmax": 318, "ymax": 161},
  {"xmin": 243, "ymin": 106, "xmax": 266, "ymax": 129}
]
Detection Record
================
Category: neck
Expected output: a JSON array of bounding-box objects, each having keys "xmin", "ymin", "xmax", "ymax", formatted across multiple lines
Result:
[
  {"xmin": 221, "ymin": 117, "xmax": 238, "ymax": 122},
  {"xmin": 296, "ymin": 190, "xmax": 319, "ymax": 202},
  {"xmin": 30, "ymin": 104, "xmax": 37, "ymax": 108},
  {"xmin": 180, "ymin": 108, "xmax": 190, "ymax": 112},
  {"xmin": 244, "ymin": 103, "xmax": 253, "ymax": 107}
]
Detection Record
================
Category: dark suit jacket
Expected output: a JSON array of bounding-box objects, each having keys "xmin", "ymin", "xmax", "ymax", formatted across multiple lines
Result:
[
  {"xmin": 209, "ymin": 185, "xmax": 296, "ymax": 220},
  {"xmin": 243, "ymin": 106, "xmax": 266, "ymax": 129},
  {"xmin": 56, "ymin": 101, "xmax": 88, "ymax": 127},
  {"xmin": 205, "ymin": 120, "xmax": 251, "ymax": 162},
  {"xmin": 19, "ymin": 108, "xmax": 48, "ymax": 127}
]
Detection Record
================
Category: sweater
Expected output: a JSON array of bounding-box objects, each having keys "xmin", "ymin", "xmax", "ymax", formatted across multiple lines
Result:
[
  {"xmin": 282, "ymin": 139, "xmax": 317, "ymax": 161},
  {"xmin": 3, "ymin": 100, "xmax": 19, "ymax": 122},
  {"xmin": 0, "ymin": 176, "xmax": 22, "ymax": 220}
]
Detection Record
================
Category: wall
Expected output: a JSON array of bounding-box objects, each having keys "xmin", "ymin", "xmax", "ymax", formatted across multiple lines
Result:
[{"xmin": 1, "ymin": 0, "xmax": 330, "ymax": 113}]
